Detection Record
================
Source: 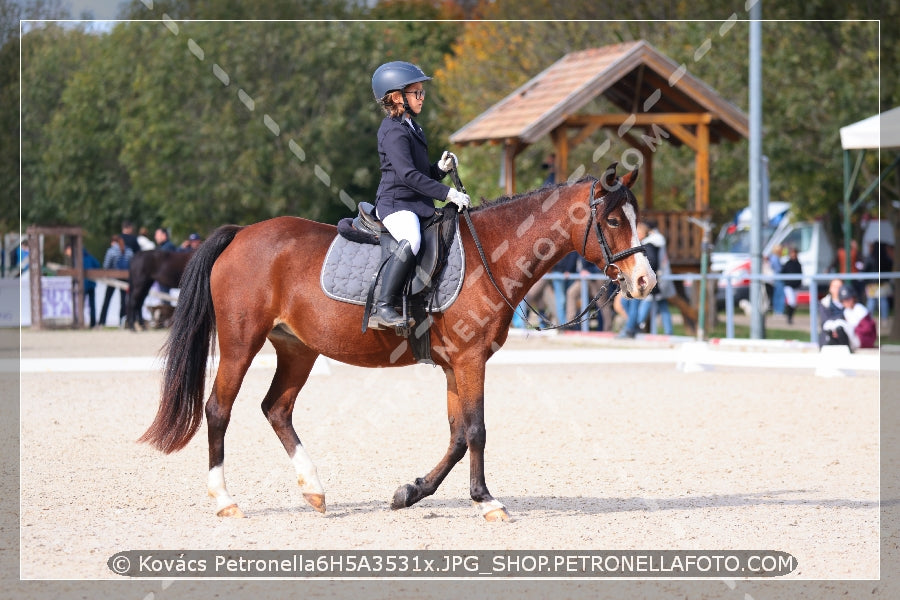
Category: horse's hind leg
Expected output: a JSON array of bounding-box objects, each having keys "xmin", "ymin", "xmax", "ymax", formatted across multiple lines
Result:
[
  {"xmin": 206, "ymin": 347, "xmax": 263, "ymax": 517},
  {"xmin": 261, "ymin": 336, "xmax": 326, "ymax": 514}
]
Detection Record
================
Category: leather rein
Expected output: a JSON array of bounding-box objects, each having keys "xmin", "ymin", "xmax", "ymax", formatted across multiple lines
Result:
[{"xmin": 451, "ymin": 171, "xmax": 646, "ymax": 332}]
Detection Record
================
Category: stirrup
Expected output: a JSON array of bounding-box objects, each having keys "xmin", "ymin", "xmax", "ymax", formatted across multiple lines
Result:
[{"xmin": 367, "ymin": 305, "xmax": 411, "ymax": 330}]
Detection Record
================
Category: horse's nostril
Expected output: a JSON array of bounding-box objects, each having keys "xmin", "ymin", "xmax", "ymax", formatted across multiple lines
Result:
[{"xmin": 637, "ymin": 275, "xmax": 648, "ymax": 290}]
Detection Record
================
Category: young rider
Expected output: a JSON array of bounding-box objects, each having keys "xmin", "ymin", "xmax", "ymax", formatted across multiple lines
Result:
[{"xmin": 368, "ymin": 60, "xmax": 470, "ymax": 329}]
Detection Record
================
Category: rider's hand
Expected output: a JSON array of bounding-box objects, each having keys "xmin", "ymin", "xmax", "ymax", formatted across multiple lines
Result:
[
  {"xmin": 445, "ymin": 187, "xmax": 470, "ymax": 212},
  {"xmin": 438, "ymin": 150, "xmax": 458, "ymax": 173}
]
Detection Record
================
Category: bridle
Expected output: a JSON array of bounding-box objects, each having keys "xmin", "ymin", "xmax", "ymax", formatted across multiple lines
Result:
[
  {"xmin": 457, "ymin": 173, "xmax": 646, "ymax": 331},
  {"xmin": 580, "ymin": 177, "xmax": 647, "ymax": 286}
]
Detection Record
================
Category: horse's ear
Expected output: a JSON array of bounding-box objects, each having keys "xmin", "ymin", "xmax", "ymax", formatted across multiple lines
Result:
[
  {"xmin": 621, "ymin": 167, "xmax": 640, "ymax": 189},
  {"xmin": 603, "ymin": 162, "xmax": 619, "ymax": 189}
]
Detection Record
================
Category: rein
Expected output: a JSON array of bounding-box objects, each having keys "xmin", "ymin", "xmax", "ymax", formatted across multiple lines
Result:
[{"xmin": 452, "ymin": 171, "xmax": 644, "ymax": 332}]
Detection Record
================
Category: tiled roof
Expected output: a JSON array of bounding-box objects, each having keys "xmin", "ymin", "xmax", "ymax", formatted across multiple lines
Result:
[{"xmin": 450, "ymin": 40, "xmax": 748, "ymax": 146}]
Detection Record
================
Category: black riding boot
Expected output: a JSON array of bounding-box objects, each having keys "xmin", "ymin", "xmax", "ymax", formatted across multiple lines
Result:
[
  {"xmin": 785, "ymin": 304, "xmax": 794, "ymax": 324},
  {"xmin": 368, "ymin": 240, "xmax": 415, "ymax": 330}
]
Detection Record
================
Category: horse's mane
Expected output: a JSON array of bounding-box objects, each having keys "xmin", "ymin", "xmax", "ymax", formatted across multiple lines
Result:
[{"xmin": 469, "ymin": 175, "xmax": 636, "ymax": 220}]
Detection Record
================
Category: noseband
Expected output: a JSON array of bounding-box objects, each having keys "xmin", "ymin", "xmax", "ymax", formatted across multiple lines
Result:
[{"xmin": 580, "ymin": 178, "xmax": 647, "ymax": 283}]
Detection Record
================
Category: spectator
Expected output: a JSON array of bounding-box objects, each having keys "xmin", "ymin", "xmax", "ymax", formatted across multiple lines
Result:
[
  {"xmin": 565, "ymin": 255, "xmax": 614, "ymax": 331},
  {"xmin": 137, "ymin": 226, "xmax": 156, "ymax": 251},
  {"xmin": 98, "ymin": 235, "xmax": 133, "ymax": 327},
  {"xmin": 780, "ymin": 246, "xmax": 803, "ymax": 324},
  {"xmin": 13, "ymin": 240, "xmax": 28, "ymax": 276},
  {"xmin": 863, "ymin": 241, "xmax": 893, "ymax": 321},
  {"xmin": 835, "ymin": 239, "xmax": 860, "ymax": 274},
  {"xmin": 154, "ymin": 228, "xmax": 177, "ymax": 252},
  {"xmin": 817, "ymin": 278, "xmax": 845, "ymax": 347},
  {"xmin": 541, "ymin": 153, "xmax": 557, "ymax": 186},
  {"xmin": 120, "ymin": 221, "xmax": 142, "ymax": 254},
  {"xmin": 765, "ymin": 243, "xmax": 784, "ymax": 315},
  {"xmin": 179, "ymin": 233, "xmax": 203, "ymax": 252},
  {"xmin": 65, "ymin": 244, "xmax": 101, "ymax": 327},
  {"xmin": 642, "ymin": 219, "xmax": 674, "ymax": 334},
  {"xmin": 821, "ymin": 284, "xmax": 876, "ymax": 351},
  {"xmin": 512, "ymin": 252, "xmax": 577, "ymax": 328},
  {"xmin": 618, "ymin": 220, "xmax": 672, "ymax": 337}
]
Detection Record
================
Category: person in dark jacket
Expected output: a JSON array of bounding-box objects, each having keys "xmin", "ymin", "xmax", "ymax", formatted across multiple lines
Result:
[
  {"xmin": 154, "ymin": 228, "xmax": 177, "ymax": 252},
  {"xmin": 65, "ymin": 244, "xmax": 100, "ymax": 327},
  {"xmin": 368, "ymin": 61, "xmax": 470, "ymax": 329},
  {"xmin": 780, "ymin": 246, "xmax": 803, "ymax": 324}
]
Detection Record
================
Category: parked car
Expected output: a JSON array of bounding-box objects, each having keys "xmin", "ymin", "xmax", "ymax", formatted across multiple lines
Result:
[{"xmin": 710, "ymin": 202, "xmax": 834, "ymax": 308}]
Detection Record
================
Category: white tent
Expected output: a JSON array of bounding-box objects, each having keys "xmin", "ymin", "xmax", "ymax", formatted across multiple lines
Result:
[
  {"xmin": 840, "ymin": 106, "xmax": 900, "ymax": 150},
  {"xmin": 838, "ymin": 107, "xmax": 900, "ymax": 270}
]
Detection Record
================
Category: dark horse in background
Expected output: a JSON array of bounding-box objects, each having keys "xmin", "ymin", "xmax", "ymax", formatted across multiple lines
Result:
[
  {"xmin": 139, "ymin": 164, "xmax": 656, "ymax": 522},
  {"xmin": 125, "ymin": 250, "xmax": 193, "ymax": 330}
]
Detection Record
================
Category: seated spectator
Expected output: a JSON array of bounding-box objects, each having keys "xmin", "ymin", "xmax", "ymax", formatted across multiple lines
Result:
[
  {"xmin": 818, "ymin": 278, "xmax": 845, "ymax": 347},
  {"xmin": 179, "ymin": 233, "xmax": 203, "ymax": 252},
  {"xmin": 821, "ymin": 285, "xmax": 876, "ymax": 351}
]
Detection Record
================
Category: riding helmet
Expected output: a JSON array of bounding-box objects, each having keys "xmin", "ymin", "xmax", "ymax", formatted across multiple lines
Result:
[{"xmin": 372, "ymin": 61, "xmax": 431, "ymax": 100}]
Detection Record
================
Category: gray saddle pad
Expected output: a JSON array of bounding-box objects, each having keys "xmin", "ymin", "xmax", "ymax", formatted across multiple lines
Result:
[{"xmin": 320, "ymin": 227, "xmax": 465, "ymax": 313}]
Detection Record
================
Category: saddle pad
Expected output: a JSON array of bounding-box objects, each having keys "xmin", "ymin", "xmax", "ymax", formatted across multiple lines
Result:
[{"xmin": 320, "ymin": 227, "xmax": 465, "ymax": 313}]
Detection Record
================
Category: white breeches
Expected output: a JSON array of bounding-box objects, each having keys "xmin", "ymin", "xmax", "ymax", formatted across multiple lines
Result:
[{"xmin": 378, "ymin": 209, "xmax": 422, "ymax": 255}]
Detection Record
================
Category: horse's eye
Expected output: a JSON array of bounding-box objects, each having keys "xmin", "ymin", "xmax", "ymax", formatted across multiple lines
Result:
[{"xmin": 607, "ymin": 217, "xmax": 620, "ymax": 228}]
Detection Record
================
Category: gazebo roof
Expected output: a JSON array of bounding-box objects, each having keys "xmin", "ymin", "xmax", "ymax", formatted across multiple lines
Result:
[{"xmin": 450, "ymin": 40, "xmax": 748, "ymax": 147}]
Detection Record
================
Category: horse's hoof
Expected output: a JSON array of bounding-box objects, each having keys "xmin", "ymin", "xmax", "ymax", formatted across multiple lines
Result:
[
  {"xmin": 303, "ymin": 493, "xmax": 326, "ymax": 514},
  {"xmin": 391, "ymin": 484, "xmax": 417, "ymax": 510},
  {"xmin": 483, "ymin": 507, "xmax": 510, "ymax": 522},
  {"xmin": 216, "ymin": 504, "xmax": 245, "ymax": 518}
]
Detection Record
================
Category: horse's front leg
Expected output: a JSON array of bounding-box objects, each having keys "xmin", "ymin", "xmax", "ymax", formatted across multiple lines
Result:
[
  {"xmin": 391, "ymin": 363, "xmax": 509, "ymax": 522},
  {"xmin": 455, "ymin": 360, "xmax": 509, "ymax": 521}
]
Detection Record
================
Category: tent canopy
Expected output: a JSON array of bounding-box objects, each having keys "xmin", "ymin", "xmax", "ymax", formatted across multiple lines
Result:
[{"xmin": 839, "ymin": 106, "xmax": 900, "ymax": 149}]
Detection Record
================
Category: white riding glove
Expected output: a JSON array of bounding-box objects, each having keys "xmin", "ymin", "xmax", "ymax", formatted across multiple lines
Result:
[
  {"xmin": 438, "ymin": 150, "xmax": 458, "ymax": 173},
  {"xmin": 445, "ymin": 187, "xmax": 470, "ymax": 212}
]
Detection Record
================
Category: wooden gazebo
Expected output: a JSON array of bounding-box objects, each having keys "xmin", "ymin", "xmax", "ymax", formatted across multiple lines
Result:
[{"xmin": 450, "ymin": 40, "xmax": 749, "ymax": 270}]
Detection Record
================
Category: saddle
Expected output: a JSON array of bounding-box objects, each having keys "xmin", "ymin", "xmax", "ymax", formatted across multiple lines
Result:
[
  {"xmin": 337, "ymin": 202, "xmax": 456, "ymax": 296},
  {"xmin": 324, "ymin": 203, "xmax": 464, "ymax": 364}
]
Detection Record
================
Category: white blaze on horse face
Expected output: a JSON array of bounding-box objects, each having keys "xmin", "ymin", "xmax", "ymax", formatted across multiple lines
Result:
[
  {"xmin": 621, "ymin": 204, "xmax": 656, "ymax": 298},
  {"xmin": 291, "ymin": 446, "xmax": 324, "ymax": 496},
  {"xmin": 208, "ymin": 465, "xmax": 238, "ymax": 512}
]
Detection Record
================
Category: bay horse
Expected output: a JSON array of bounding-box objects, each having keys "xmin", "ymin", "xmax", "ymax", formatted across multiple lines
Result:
[
  {"xmin": 139, "ymin": 164, "xmax": 656, "ymax": 521},
  {"xmin": 125, "ymin": 249, "xmax": 193, "ymax": 330}
]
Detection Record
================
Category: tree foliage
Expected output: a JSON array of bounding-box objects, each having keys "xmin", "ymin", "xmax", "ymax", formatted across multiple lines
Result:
[{"xmin": 6, "ymin": 0, "xmax": 895, "ymax": 266}]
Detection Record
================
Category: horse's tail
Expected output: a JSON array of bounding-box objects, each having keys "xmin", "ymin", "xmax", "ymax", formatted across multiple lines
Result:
[{"xmin": 138, "ymin": 225, "xmax": 243, "ymax": 453}]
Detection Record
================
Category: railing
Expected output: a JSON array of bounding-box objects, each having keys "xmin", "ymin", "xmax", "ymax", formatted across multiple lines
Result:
[
  {"xmin": 532, "ymin": 271, "xmax": 898, "ymax": 344},
  {"xmin": 642, "ymin": 210, "xmax": 708, "ymax": 270}
]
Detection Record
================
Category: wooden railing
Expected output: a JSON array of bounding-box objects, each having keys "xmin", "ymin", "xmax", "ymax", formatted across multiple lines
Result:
[{"xmin": 642, "ymin": 210, "xmax": 710, "ymax": 272}]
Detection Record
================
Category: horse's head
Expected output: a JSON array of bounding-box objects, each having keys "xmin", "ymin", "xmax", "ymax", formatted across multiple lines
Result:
[{"xmin": 577, "ymin": 163, "xmax": 656, "ymax": 299}]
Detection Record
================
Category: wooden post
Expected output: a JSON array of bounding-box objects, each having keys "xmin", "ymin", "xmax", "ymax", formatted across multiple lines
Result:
[
  {"xmin": 503, "ymin": 141, "xmax": 517, "ymax": 196},
  {"xmin": 27, "ymin": 228, "xmax": 42, "ymax": 330},
  {"xmin": 25, "ymin": 225, "xmax": 86, "ymax": 329},
  {"xmin": 643, "ymin": 144, "xmax": 654, "ymax": 211},
  {"xmin": 72, "ymin": 233, "xmax": 85, "ymax": 328},
  {"xmin": 552, "ymin": 126, "xmax": 569, "ymax": 182},
  {"xmin": 695, "ymin": 121, "xmax": 710, "ymax": 212}
]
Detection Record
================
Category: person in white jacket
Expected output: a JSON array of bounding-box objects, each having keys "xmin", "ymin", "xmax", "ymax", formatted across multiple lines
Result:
[{"xmin": 821, "ymin": 284, "xmax": 870, "ymax": 351}]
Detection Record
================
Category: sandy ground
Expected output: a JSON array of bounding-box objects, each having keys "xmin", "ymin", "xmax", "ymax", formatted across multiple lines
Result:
[{"xmin": 8, "ymin": 328, "xmax": 895, "ymax": 598}]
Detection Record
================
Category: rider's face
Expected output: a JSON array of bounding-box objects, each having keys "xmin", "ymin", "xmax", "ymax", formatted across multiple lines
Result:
[{"xmin": 403, "ymin": 84, "xmax": 425, "ymax": 112}]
